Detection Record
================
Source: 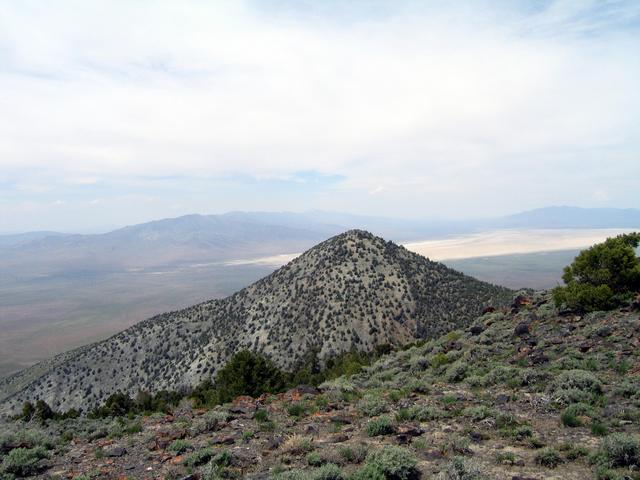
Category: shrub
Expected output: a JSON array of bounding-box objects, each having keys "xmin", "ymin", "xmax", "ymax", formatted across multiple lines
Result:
[
  {"xmin": 362, "ymin": 446, "xmax": 419, "ymax": 480},
  {"xmin": 357, "ymin": 394, "xmax": 388, "ymax": 417},
  {"xmin": 435, "ymin": 457, "xmax": 488, "ymax": 480},
  {"xmin": 168, "ymin": 439, "xmax": 191, "ymax": 454},
  {"xmin": 561, "ymin": 403, "xmax": 595, "ymax": 427},
  {"xmin": 591, "ymin": 420, "xmax": 608, "ymax": 436},
  {"xmin": 192, "ymin": 350, "xmax": 286, "ymax": 407},
  {"xmin": 554, "ymin": 370, "xmax": 602, "ymax": 393},
  {"xmin": 550, "ymin": 370, "xmax": 603, "ymax": 405},
  {"xmin": 307, "ymin": 451, "xmax": 324, "ymax": 466},
  {"xmin": 495, "ymin": 451, "xmax": 517, "ymax": 465},
  {"xmin": 444, "ymin": 361, "xmax": 468, "ymax": 383},
  {"xmin": 600, "ymin": 433, "xmax": 640, "ymax": 468},
  {"xmin": 337, "ymin": 444, "xmax": 368, "ymax": 464},
  {"xmin": 553, "ymin": 233, "xmax": 640, "ymax": 312},
  {"xmin": 1, "ymin": 446, "xmax": 48, "ymax": 476},
  {"xmin": 534, "ymin": 448, "xmax": 563, "ymax": 468},
  {"xmin": 464, "ymin": 406, "xmax": 496, "ymax": 422},
  {"xmin": 254, "ymin": 409, "xmax": 269, "ymax": 422},
  {"xmin": 366, "ymin": 416, "xmax": 395, "ymax": 437},
  {"xmin": 281, "ymin": 435, "xmax": 313, "ymax": 455},
  {"xmin": 287, "ymin": 403, "xmax": 306, "ymax": 418},
  {"xmin": 183, "ymin": 447, "xmax": 214, "ymax": 467},
  {"xmin": 312, "ymin": 463, "xmax": 344, "ymax": 480},
  {"xmin": 615, "ymin": 379, "xmax": 640, "ymax": 398},
  {"xmin": 350, "ymin": 463, "xmax": 386, "ymax": 480},
  {"xmin": 190, "ymin": 410, "xmax": 228, "ymax": 435},
  {"xmin": 440, "ymin": 435, "xmax": 471, "ymax": 455},
  {"xmin": 430, "ymin": 353, "xmax": 451, "ymax": 369}
]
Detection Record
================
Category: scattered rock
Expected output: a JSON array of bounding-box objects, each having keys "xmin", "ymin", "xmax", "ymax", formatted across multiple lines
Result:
[
  {"xmin": 514, "ymin": 321, "xmax": 530, "ymax": 336},
  {"xmin": 469, "ymin": 324, "xmax": 484, "ymax": 335},
  {"xmin": 105, "ymin": 447, "xmax": 126, "ymax": 457},
  {"xmin": 511, "ymin": 295, "xmax": 531, "ymax": 311},
  {"xmin": 266, "ymin": 436, "xmax": 284, "ymax": 450},
  {"xmin": 210, "ymin": 434, "xmax": 235, "ymax": 445}
]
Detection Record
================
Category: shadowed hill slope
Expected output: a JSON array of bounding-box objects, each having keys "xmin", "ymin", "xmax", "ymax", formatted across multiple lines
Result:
[{"xmin": 0, "ymin": 230, "xmax": 512, "ymax": 414}]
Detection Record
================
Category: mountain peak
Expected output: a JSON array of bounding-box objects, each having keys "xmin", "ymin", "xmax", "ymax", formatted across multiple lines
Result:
[{"xmin": 0, "ymin": 232, "xmax": 513, "ymax": 415}]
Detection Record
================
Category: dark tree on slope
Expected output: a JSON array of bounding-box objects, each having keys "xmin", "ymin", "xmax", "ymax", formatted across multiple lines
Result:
[{"xmin": 553, "ymin": 232, "xmax": 640, "ymax": 312}]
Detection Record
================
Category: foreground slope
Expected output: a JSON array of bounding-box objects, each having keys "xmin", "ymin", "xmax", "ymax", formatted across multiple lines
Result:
[
  {"xmin": 1, "ymin": 293, "xmax": 638, "ymax": 479},
  {"xmin": 0, "ymin": 230, "xmax": 512, "ymax": 415}
]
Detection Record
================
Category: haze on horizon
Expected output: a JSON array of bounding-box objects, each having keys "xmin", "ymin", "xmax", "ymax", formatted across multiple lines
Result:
[{"xmin": 1, "ymin": 0, "xmax": 640, "ymax": 232}]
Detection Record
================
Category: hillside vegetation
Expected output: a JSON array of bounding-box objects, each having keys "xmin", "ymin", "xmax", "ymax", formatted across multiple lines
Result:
[
  {"xmin": 0, "ymin": 230, "xmax": 512, "ymax": 415},
  {"xmin": 1, "ymin": 292, "xmax": 638, "ymax": 479}
]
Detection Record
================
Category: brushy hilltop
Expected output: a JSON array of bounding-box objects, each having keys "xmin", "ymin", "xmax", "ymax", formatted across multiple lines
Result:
[
  {"xmin": 0, "ymin": 292, "xmax": 638, "ymax": 479},
  {"xmin": 0, "ymin": 230, "xmax": 512, "ymax": 415}
]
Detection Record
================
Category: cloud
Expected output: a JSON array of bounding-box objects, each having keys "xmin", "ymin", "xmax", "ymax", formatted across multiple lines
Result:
[{"xmin": 0, "ymin": 0, "xmax": 639, "ymax": 230}]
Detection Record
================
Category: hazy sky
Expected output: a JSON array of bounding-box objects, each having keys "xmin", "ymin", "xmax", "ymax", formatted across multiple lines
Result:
[{"xmin": 1, "ymin": 0, "xmax": 639, "ymax": 232}]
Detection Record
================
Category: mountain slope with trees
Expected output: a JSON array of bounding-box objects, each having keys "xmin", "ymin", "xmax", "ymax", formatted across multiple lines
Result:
[{"xmin": 0, "ymin": 230, "xmax": 512, "ymax": 415}]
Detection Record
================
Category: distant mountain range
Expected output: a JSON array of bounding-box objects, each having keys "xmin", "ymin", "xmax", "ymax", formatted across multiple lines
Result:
[
  {"xmin": 2, "ymin": 206, "xmax": 640, "ymax": 274},
  {"xmin": 0, "ymin": 230, "xmax": 513, "ymax": 415}
]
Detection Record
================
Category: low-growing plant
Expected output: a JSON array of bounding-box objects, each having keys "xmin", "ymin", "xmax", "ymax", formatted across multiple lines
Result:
[
  {"xmin": 366, "ymin": 416, "xmax": 395, "ymax": 437},
  {"xmin": 337, "ymin": 444, "xmax": 368, "ymax": 464},
  {"xmin": 168, "ymin": 439, "xmax": 191, "ymax": 455},
  {"xmin": 281, "ymin": 435, "xmax": 314, "ymax": 455},
  {"xmin": 435, "ymin": 456, "xmax": 488, "ymax": 480},
  {"xmin": 307, "ymin": 451, "xmax": 324, "ymax": 466},
  {"xmin": 311, "ymin": 463, "xmax": 344, "ymax": 480},
  {"xmin": 591, "ymin": 420, "xmax": 608, "ymax": 436},
  {"xmin": 254, "ymin": 409, "xmax": 269, "ymax": 422},
  {"xmin": 464, "ymin": 406, "xmax": 496, "ymax": 422},
  {"xmin": 549, "ymin": 370, "xmax": 603, "ymax": 406},
  {"xmin": 287, "ymin": 403, "xmax": 307, "ymax": 418},
  {"xmin": 183, "ymin": 447, "xmax": 215, "ymax": 467},
  {"xmin": 357, "ymin": 394, "xmax": 388, "ymax": 417},
  {"xmin": 534, "ymin": 448, "xmax": 563, "ymax": 468},
  {"xmin": 599, "ymin": 433, "xmax": 640, "ymax": 468},
  {"xmin": 561, "ymin": 402, "xmax": 595, "ymax": 427},
  {"xmin": 440, "ymin": 434, "xmax": 471, "ymax": 456},
  {"xmin": 495, "ymin": 451, "xmax": 517, "ymax": 465},
  {"xmin": 355, "ymin": 446, "xmax": 419, "ymax": 480},
  {"xmin": 1, "ymin": 446, "xmax": 49, "ymax": 476}
]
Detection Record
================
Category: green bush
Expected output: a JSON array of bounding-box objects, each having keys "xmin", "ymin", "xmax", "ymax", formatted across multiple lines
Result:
[
  {"xmin": 464, "ymin": 406, "xmax": 496, "ymax": 422},
  {"xmin": 440, "ymin": 434, "xmax": 471, "ymax": 455},
  {"xmin": 444, "ymin": 361, "xmax": 468, "ymax": 383},
  {"xmin": 366, "ymin": 416, "xmax": 395, "ymax": 437},
  {"xmin": 553, "ymin": 233, "xmax": 640, "ymax": 312},
  {"xmin": 183, "ymin": 447, "xmax": 215, "ymax": 467},
  {"xmin": 167, "ymin": 439, "xmax": 191, "ymax": 454},
  {"xmin": 1, "ymin": 446, "xmax": 48, "ymax": 476},
  {"xmin": 600, "ymin": 433, "xmax": 640, "ymax": 468},
  {"xmin": 435, "ymin": 457, "xmax": 488, "ymax": 480},
  {"xmin": 356, "ymin": 394, "xmax": 388, "ymax": 417},
  {"xmin": 359, "ymin": 446, "xmax": 419, "ymax": 480},
  {"xmin": 311, "ymin": 463, "xmax": 344, "ymax": 480},
  {"xmin": 287, "ymin": 403, "xmax": 306, "ymax": 418},
  {"xmin": 560, "ymin": 403, "xmax": 595, "ymax": 427},
  {"xmin": 337, "ymin": 444, "xmax": 368, "ymax": 464},
  {"xmin": 550, "ymin": 370, "xmax": 603, "ymax": 406},
  {"xmin": 534, "ymin": 448, "xmax": 563, "ymax": 468},
  {"xmin": 306, "ymin": 451, "xmax": 324, "ymax": 466}
]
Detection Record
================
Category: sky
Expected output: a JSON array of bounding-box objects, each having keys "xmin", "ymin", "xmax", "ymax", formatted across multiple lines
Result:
[{"xmin": 1, "ymin": 0, "xmax": 639, "ymax": 232}]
